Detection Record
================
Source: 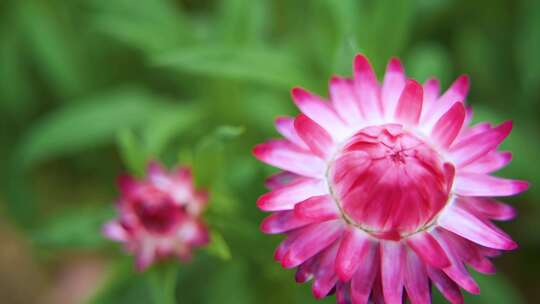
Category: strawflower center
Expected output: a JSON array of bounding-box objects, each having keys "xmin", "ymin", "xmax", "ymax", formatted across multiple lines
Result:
[
  {"xmin": 328, "ymin": 124, "xmax": 452, "ymax": 240},
  {"xmin": 133, "ymin": 192, "xmax": 185, "ymax": 234}
]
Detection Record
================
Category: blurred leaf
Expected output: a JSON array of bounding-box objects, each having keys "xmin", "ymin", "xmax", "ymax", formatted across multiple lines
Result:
[
  {"xmin": 202, "ymin": 261, "xmax": 255, "ymax": 304},
  {"xmin": 90, "ymin": 0, "xmax": 194, "ymax": 53},
  {"xmin": 358, "ymin": 0, "xmax": 414, "ymax": 72},
  {"xmin": 117, "ymin": 129, "xmax": 147, "ymax": 176},
  {"xmin": 15, "ymin": 88, "xmax": 160, "ymax": 169},
  {"xmin": 152, "ymin": 46, "xmax": 308, "ymax": 89},
  {"xmin": 32, "ymin": 205, "xmax": 114, "ymax": 249},
  {"xmin": 193, "ymin": 125, "xmax": 244, "ymax": 187},
  {"xmin": 142, "ymin": 105, "xmax": 201, "ymax": 157},
  {"xmin": 216, "ymin": 0, "xmax": 269, "ymax": 45},
  {"xmin": 89, "ymin": 260, "xmax": 151, "ymax": 304},
  {"xmin": 516, "ymin": 0, "xmax": 540, "ymax": 105},
  {"xmin": 406, "ymin": 43, "xmax": 452, "ymax": 85},
  {"xmin": 16, "ymin": 0, "xmax": 87, "ymax": 98},
  {"xmin": 204, "ymin": 229, "xmax": 232, "ymax": 260}
]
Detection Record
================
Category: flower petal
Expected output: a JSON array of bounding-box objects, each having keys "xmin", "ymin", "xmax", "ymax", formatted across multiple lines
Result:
[
  {"xmin": 406, "ymin": 232, "xmax": 450, "ymax": 269},
  {"xmin": 275, "ymin": 116, "xmax": 309, "ymax": 149},
  {"xmin": 460, "ymin": 151, "xmax": 512, "ymax": 174},
  {"xmin": 382, "ymin": 58, "xmax": 406, "ymax": 118},
  {"xmin": 380, "ymin": 241, "xmax": 405, "ymax": 304},
  {"xmin": 312, "ymin": 243, "xmax": 339, "ymax": 299},
  {"xmin": 294, "ymin": 114, "xmax": 334, "ymax": 158},
  {"xmin": 424, "ymin": 75, "xmax": 469, "ymax": 127},
  {"xmin": 260, "ymin": 211, "xmax": 316, "ymax": 234},
  {"xmin": 457, "ymin": 197, "xmax": 516, "ymax": 221},
  {"xmin": 256, "ymin": 177, "xmax": 326, "ymax": 211},
  {"xmin": 404, "ymin": 248, "xmax": 430, "ymax": 304},
  {"xmin": 351, "ymin": 242, "xmax": 378, "ymax": 304},
  {"xmin": 455, "ymin": 173, "xmax": 528, "ymax": 197},
  {"xmin": 291, "ymin": 87, "xmax": 347, "ymax": 139},
  {"xmin": 330, "ymin": 76, "xmax": 364, "ymax": 124},
  {"xmin": 433, "ymin": 230, "xmax": 480, "ymax": 294},
  {"xmin": 450, "ymin": 121, "xmax": 512, "ymax": 167},
  {"xmin": 430, "ymin": 102, "xmax": 466, "ymax": 148},
  {"xmin": 353, "ymin": 54, "xmax": 382, "ymax": 120},
  {"xmin": 438, "ymin": 204, "xmax": 517, "ymax": 250},
  {"xmin": 253, "ymin": 140, "xmax": 326, "ymax": 178},
  {"xmin": 102, "ymin": 221, "xmax": 128, "ymax": 241},
  {"xmin": 427, "ymin": 267, "xmax": 464, "ymax": 304},
  {"xmin": 394, "ymin": 79, "xmax": 423, "ymax": 125},
  {"xmin": 281, "ymin": 221, "xmax": 343, "ymax": 268},
  {"xmin": 335, "ymin": 228, "xmax": 371, "ymax": 281},
  {"xmin": 294, "ymin": 195, "xmax": 340, "ymax": 221}
]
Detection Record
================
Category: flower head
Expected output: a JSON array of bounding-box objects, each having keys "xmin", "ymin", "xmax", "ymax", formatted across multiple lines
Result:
[
  {"xmin": 253, "ymin": 54, "xmax": 528, "ymax": 303},
  {"xmin": 103, "ymin": 161, "xmax": 209, "ymax": 271}
]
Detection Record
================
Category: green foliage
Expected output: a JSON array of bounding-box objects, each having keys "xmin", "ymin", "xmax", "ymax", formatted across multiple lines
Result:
[{"xmin": 0, "ymin": 0, "xmax": 538, "ymax": 303}]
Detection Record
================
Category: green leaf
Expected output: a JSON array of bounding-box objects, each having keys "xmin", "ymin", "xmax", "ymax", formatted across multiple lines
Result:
[
  {"xmin": 357, "ymin": 0, "xmax": 414, "ymax": 73},
  {"xmin": 31, "ymin": 205, "xmax": 114, "ymax": 249},
  {"xmin": 152, "ymin": 46, "xmax": 308, "ymax": 89},
  {"xmin": 204, "ymin": 230, "xmax": 232, "ymax": 260},
  {"xmin": 15, "ymin": 87, "xmax": 160, "ymax": 169},
  {"xmin": 90, "ymin": 0, "xmax": 194, "ymax": 53},
  {"xmin": 406, "ymin": 43, "xmax": 452, "ymax": 85},
  {"xmin": 193, "ymin": 125, "xmax": 244, "ymax": 187},
  {"xmin": 88, "ymin": 260, "xmax": 151, "ymax": 304},
  {"xmin": 117, "ymin": 129, "xmax": 147, "ymax": 176}
]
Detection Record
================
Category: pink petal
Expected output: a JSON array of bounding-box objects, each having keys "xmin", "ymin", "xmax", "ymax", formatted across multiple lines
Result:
[
  {"xmin": 455, "ymin": 173, "xmax": 529, "ymax": 197},
  {"xmin": 275, "ymin": 116, "xmax": 309, "ymax": 149},
  {"xmin": 351, "ymin": 242, "xmax": 378, "ymax": 304},
  {"xmin": 406, "ymin": 232, "xmax": 450, "ymax": 269},
  {"xmin": 431, "ymin": 102, "xmax": 466, "ymax": 148},
  {"xmin": 294, "ymin": 195, "xmax": 340, "ymax": 221},
  {"xmin": 312, "ymin": 242, "xmax": 339, "ymax": 299},
  {"xmin": 424, "ymin": 75, "xmax": 469, "ymax": 127},
  {"xmin": 438, "ymin": 204, "xmax": 517, "ymax": 250},
  {"xmin": 335, "ymin": 228, "xmax": 371, "ymax": 281},
  {"xmin": 329, "ymin": 76, "xmax": 364, "ymax": 124},
  {"xmin": 291, "ymin": 87, "xmax": 347, "ymax": 139},
  {"xmin": 427, "ymin": 267, "xmax": 464, "ymax": 304},
  {"xmin": 102, "ymin": 221, "xmax": 128, "ymax": 241},
  {"xmin": 433, "ymin": 230, "xmax": 480, "ymax": 294},
  {"xmin": 256, "ymin": 177, "xmax": 326, "ymax": 211},
  {"xmin": 117, "ymin": 174, "xmax": 138, "ymax": 196},
  {"xmin": 460, "ymin": 151, "xmax": 512, "ymax": 174},
  {"xmin": 294, "ymin": 114, "xmax": 334, "ymax": 158},
  {"xmin": 274, "ymin": 230, "xmax": 302, "ymax": 261},
  {"xmin": 382, "ymin": 58, "xmax": 406, "ymax": 118},
  {"xmin": 281, "ymin": 221, "xmax": 343, "ymax": 268},
  {"xmin": 457, "ymin": 197, "xmax": 516, "ymax": 221},
  {"xmin": 260, "ymin": 211, "xmax": 316, "ymax": 234},
  {"xmin": 404, "ymin": 248, "xmax": 430, "ymax": 304},
  {"xmin": 450, "ymin": 121, "xmax": 512, "ymax": 167},
  {"xmin": 442, "ymin": 232, "xmax": 496, "ymax": 274},
  {"xmin": 135, "ymin": 243, "xmax": 156, "ymax": 271},
  {"xmin": 423, "ymin": 78, "xmax": 440, "ymax": 108},
  {"xmin": 295, "ymin": 257, "xmax": 317, "ymax": 283},
  {"xmin": 264, "ymin": 171, "xmax": 299, "ymax": 190},
  {"xmin": 380, "ymin": 241, "xmax": 405, "ymax": 304},
  {"xmin": 353, "ymin": 54, "xmax": 382, "ymax": 120},
  {"xmin": 336, "ymin": 283, "xmax": 351, "ymax": 304},
  {"xmin": 394, "ymin": 79, "xmax": 423, "ymax": 125},
  {"xmin": 253, "ymin": 140, "xmax": 326, "ymax": 178}
]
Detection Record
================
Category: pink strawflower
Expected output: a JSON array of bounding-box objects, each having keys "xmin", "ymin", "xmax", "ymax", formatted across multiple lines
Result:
[
  {"xmin": 253, "ymin": 54, "xmax": 528, "ymax": 304},
  {"xmin": 103, "ymin": 161, "xmax": 209, "ymax": 271}
]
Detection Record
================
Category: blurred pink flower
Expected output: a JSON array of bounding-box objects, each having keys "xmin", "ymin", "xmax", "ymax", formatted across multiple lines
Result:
[
  {"xmin": 253, "ymin": 54, "xmax": 528, "ymax": 304},
  {"xmin": 103, "ymin": 161, "xmax": 209, "ymax": 271}
]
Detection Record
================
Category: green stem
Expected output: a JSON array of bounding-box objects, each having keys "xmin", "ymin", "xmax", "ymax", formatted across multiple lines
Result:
[{"xmin": 147, "ymin": 263, "xmax": 179, "ymax": 304}]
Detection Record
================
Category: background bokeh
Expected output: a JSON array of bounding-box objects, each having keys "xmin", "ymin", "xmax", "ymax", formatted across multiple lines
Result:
[{"xmin": 0, "ymin": 0, "xmax": 539, "ymax": 303}]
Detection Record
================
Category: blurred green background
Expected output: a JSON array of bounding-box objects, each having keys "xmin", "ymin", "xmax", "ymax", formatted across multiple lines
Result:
[{"xmin": 0, "ymin": 0, "xmax": 538, "ymax": 303}]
